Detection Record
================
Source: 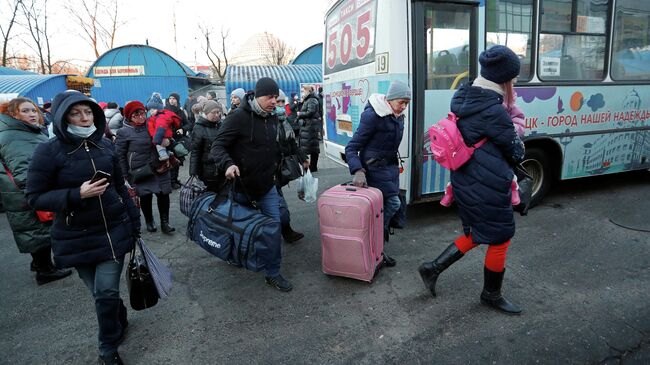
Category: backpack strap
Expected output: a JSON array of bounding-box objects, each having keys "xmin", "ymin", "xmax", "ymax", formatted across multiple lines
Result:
[{"xmin": 472, "ymin": 137, "xmax": 488, "ymax": 149}]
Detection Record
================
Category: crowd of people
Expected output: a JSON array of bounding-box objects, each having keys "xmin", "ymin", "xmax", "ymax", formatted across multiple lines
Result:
[{"xmin": 0, "ymin": 45, "xmax": 526, "ymax": 364}]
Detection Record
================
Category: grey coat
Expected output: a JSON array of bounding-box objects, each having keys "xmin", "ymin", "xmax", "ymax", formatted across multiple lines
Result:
[
  {"xmin": 105, "ymin": 108, "xmax": 124, "ymax": 134},
  {"xmin": 115, "ymin": 121, "xmax": 172, "ymax": 196}
]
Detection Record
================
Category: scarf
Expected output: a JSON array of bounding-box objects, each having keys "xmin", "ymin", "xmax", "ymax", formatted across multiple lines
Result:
[
  {"xmin": 67, "ymin": 124, "xmax": 97, "ymax": 138},
  {"xmin": 277, "ymin": 120, "xmax": 295, "ymax": 142},
  {"xmin": 250, "ymin": 97, "xmax": 269, "ymax": 118},
  {"xmin": 472, "ymin": 76, "xmax": 505, "ymax": 96}
]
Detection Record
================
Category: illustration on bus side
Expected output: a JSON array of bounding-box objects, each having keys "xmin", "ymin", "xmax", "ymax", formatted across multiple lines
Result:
[{"xmin": 420, "ymin": 86, "xmax": 650, "ymax": 194}]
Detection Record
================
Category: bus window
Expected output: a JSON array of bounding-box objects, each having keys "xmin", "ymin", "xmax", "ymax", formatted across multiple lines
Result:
[
  {"xmin": 538, "ymin": 0, "xmax": 608, "ymax": 81},
  {"xmin": 425, "ymin": 5, "xmax": 471, "ymax": 90},
  {"xmin": 486, "ymin": 0, "xmax": 534, "ymax": 81},
  {"xmin": 611, "ymin": 0, "xmax": 650, "ymax": 81}
]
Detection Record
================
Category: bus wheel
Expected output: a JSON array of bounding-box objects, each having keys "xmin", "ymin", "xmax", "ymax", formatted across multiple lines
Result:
[{"xmin": 521, "ymin": 147, "xmax": 553, "ymax": 207}]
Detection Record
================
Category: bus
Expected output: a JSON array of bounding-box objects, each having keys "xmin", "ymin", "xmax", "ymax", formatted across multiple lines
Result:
[{"xmin": 322, "ymin": 0, "xmax": 650, "ymax": 205}]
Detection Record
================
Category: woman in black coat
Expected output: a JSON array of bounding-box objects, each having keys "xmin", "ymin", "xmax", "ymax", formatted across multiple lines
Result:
[
  {"xmin": 25, "ymin": 90, "xmax": 140, "ymax": 364},
  {"xmin": 275, "ymin": 90, "xmax": 309, "ymax": 243},
  {"xmin": 418, "ymin": 46, "xmax": 525, "ymax": 314},
  {"xmin": 296, "ymin": 85, "xmax": 321, "ymax": 172},
  {"xmin": 190, "ymin": 100, "xmax": 224, "ymax": 191},
  {"xmin": 116, "ymin": 101, "xmax": 174, "ymax": 234}
]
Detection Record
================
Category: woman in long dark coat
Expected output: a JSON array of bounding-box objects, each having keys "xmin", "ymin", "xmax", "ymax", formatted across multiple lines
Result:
[
  {"xmin": 0, "ymin": 97, "xmax": 72, "ymax": 284},
  {"xmin": 189, "ymin": 100, "xmax": 223, "ymax": 192},
  {"xmin": 418, "ymin": 46, "xmax": 526, "ymax": 314},
  {"xmin": 115, "ymin": 101, "xmax": 175, "ymax": 234},
  {"xmin": 26, "ymin": 90, "xmax": 140, "ymax": 364},
  {"xmin": 296, "ymin": 85, "xmax": 322, "ymax": 172}
]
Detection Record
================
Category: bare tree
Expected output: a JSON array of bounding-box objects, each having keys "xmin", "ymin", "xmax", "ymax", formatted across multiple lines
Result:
[
  {"xmin": 261, "ymin": 32, "xmax": 295, "ymax": 65},
  {"xmin": 1, "ymin": 0, "xmax": 22, "ymax": 67},
  {"xmin": 199, "ymin": 25, "xmax": 230, "ymax": 83},
  {"xmin": 65, "ymin": 0, "xmax": 125, "ymax": 58},
  {"xmin": 20, "ymin": 0, "xmax": 52, "ymax": 74},
  {"xmin": 51, "ymin": 59, "xmax": 81, "ymax": 74}
]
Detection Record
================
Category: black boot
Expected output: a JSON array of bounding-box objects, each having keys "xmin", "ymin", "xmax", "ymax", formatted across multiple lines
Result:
[
  {"xmin": 31, "ymin": 247, "xmax": 72, "ymax": 286},
  {"xmin": 480, "ymin": 267, "xmax": 521, "ymax": 314},
  {"xmin": 418, "ymin": 243, "xmax": 464, "ymax": 297},
  {"xmin": 382, "ymin": 252, "xmax": 396, "ymax": 267},
  {"xmin": 281, "ymin": 224, "xmax": 304, "ymax": 243},
  {"xmin": 161, "ymin": 219, "xmax": 175, "ymax": 234},
  {"xmin": 145, "ymin": 220, "xmax": 157, "ymax": 232}
]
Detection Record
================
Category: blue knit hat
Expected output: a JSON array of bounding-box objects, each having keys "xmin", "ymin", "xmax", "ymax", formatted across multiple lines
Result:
[
  {"xmin": 479, "ymin": 45, "xmax": 521, "ymax": 84},
  {"xmin": 231, "ymin": 88, "xmax": 245, "ymax": 101},
  {"xmin": 386, "ymin": 81, "xmax": 411, "ymax": 101},
  {"xmin": 146, "ymin": 92, "xmax": 164, "ymax": 110}
]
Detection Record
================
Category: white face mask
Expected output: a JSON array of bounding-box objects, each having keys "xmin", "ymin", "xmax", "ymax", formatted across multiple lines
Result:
[{"xmin": 67, "ymin": 124, "xmax": 97, "ymax": 138}]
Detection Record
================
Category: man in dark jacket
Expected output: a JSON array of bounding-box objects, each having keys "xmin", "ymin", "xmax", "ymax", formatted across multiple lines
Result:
[{"xmin": 210, "ymin": 77, "xmax": 293, "ymax": 292}]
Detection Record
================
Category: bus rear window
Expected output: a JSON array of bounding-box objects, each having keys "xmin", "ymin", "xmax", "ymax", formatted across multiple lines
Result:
[{"xmin": 324, "ymin": 0, "xmax": 378, "ymax": 75}]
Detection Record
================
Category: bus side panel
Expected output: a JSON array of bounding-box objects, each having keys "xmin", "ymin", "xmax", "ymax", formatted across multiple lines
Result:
[{"xmin": 515, "ymin": 85, "xmax": 650, "ymax": 178}]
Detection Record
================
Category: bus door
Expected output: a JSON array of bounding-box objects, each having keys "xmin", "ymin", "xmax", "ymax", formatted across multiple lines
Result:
[{"xmin": 411, "ymin": 0, "xmax": 479, "ymax": 202}]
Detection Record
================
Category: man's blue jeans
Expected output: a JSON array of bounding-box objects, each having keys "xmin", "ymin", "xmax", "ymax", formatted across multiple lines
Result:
[
  {"xmin": 277, "ymin": 186, "xmax": 290, "ymax": 228},
  {"xmin": 76, "ymin": 257, "xmax": 126, "ymax": 357},
  {"xmin": 234, "ymin": 186, "xmax": 282, "ymax": 276}
]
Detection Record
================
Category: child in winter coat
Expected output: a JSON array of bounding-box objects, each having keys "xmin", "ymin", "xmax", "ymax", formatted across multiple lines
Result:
[
  {"xmin": 146, "ymin": 92, "xmax": 181, "ymax": 161},
  {"xmin": 440, "ymin": 86, "xmax": 525, "ymax": 207}
]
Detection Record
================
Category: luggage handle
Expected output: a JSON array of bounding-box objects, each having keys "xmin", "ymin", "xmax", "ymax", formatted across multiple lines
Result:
[{"xmin": 207, "ymin": 177, "xmax": 259, "ymax": 226}]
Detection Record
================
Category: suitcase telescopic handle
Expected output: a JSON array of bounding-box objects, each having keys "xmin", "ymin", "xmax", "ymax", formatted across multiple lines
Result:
[{"xmin": 341, "ymin": 181, "xmax": 358, "ymax": 191}]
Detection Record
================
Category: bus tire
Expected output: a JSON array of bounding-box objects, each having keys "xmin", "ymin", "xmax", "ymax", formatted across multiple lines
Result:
[{"xmin": 521, "ymin": 147, "xmax": 553, "ymax": 207}]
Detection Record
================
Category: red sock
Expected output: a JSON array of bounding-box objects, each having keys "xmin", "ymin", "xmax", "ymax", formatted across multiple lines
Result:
[
  {"xmin": 453, "ymin": 234, "xmax": 478, "ymax": 254},
  {"xmin": 484, "ymin": 240, "xmax": 510, "ymax": 272}
]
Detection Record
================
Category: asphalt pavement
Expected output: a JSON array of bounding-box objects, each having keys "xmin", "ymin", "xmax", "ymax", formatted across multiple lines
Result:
[{"xmin": 1, "ymin": 157, "xmax": 649, "ymax": 364}]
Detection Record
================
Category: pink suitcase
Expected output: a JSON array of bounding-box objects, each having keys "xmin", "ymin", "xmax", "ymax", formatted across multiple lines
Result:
[{"xmin": 318, "ymin": 184, "xmax": 384, "ymax": 282}]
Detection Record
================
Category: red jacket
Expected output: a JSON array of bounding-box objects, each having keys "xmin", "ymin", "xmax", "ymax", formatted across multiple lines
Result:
[{"xmin": 147, "ymin": 109, "xmax": 181, "ymax": 144}]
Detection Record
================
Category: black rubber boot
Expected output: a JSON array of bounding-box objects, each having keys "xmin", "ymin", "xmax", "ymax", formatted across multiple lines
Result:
[
  {"xmin": 160, "ymin": 219, "xmax": 175, "ymax": 234},
  {"xmin": 382, "ymin": 252, "xmax": 396, "ymax": 267},
  {"xmin": 281, "ymin": 224, "xmax": 304, "ymax": 243},
  {"xmin": 31, "ymin": 246, "xmax": 72, "ymax": 286},
  {"xmin": 480, "ymin": 267, "xmax": 522, "ymax": 314},
  {"xmin": 418, "ymin": 243, "xmax": 464, "ymax": 297},
  {"xmin": 145, "ymin": 220, "xmax": 157, "ymax": 233}
]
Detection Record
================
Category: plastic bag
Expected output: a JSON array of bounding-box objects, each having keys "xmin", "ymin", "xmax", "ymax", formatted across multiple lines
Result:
[{"xmin": 297, "ymin": 169, "xmax": 318, "ymax": 203}]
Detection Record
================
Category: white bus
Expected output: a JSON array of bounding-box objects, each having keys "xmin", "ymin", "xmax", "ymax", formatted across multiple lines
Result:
[{"xmin": 322, "ymin": 0, "xmax": 650, "ymax": 204}]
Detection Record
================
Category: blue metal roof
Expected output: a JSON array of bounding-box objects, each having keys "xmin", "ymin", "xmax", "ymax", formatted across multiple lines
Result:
[
  {"xmin": 89, "ymin": 76, "xmax": 190, "ymax": 108},
  {"xmin": 0, "ymin": 66, "xmax": 36, "ymax": 75},
  {"xmin": 225, "ymin": 64, "xmax": 322, "ymax": 106},
  {"xmin": 291, "ymin": 43, "xmax": 323, "ymax": 65},
  {"xmin": 0, "ymin": 74, "xmax": 67, "ymax": 104},
  {"xmin": 86, "ymin": 44, "xmax": 197, "ymax": 78}
]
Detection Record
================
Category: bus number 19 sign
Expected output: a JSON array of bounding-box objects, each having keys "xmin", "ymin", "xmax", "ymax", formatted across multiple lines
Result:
[{"xmin": 325, "ymin": 0, "xmax": 377, "ymax": 75}]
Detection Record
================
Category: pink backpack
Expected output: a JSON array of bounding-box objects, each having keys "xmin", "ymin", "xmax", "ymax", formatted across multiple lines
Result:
[{"xmin": 428, "ymin": 112, "xmax": 487, "ymax": 170}]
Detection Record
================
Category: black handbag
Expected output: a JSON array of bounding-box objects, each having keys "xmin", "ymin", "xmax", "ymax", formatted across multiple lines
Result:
[
  {"xmin": 129, "ymin": 164, "xmax": 155, "ymax": 183},
  {"xmin": 513, "ymin": 164, "xmax": 533, "ymax": 216},
  {"xmin": 278, "ymin": 154, "xmax": 303, "ymax": 186},
  {"xmin": 126, "ymin": 240, "xmax": 159, "ymax": 311}
]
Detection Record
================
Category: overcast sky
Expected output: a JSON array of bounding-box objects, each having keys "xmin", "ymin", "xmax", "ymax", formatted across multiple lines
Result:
[{"xmin": 24, "ymin": 0, "xmax": 333, "ymax": 67}]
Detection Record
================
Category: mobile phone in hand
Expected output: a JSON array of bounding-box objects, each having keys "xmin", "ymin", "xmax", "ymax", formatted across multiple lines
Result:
[{"xmin": 90, "ymin": 170, "xmax": 111, "ymax": 184}]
